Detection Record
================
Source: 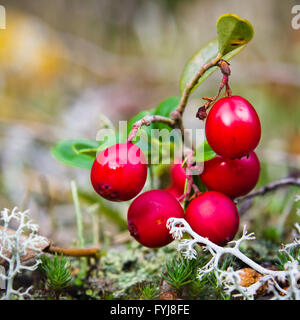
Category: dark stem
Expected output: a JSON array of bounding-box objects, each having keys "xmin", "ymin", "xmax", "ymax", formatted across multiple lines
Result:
[
  {"xmin": 235, "ymin": 177, "xmax": 300, "ymax": 203},
  {"xmin": 196, "ymin": 60, "xmax": 232, "ymax": 120},
  {"xmin": 176, "ymin": 54, "xmax": 222, "ymax": 117}
]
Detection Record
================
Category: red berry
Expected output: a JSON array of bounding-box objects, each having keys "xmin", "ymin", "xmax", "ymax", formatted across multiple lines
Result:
[
  {"xmin": 200, "ymin": 151, "xmax": 260, "ymax": 198},
  {"xmin": 165, "ymin": 162, "xmax": 186, "ymax": 198},
  {"xmin": 90, "ymin": 142, "xmax": 147, "ymax": 201},
  {"xmin": 170, "ymin": 162, "xmax": 186, "ymax": 191},
  {"xmin": 127, "ymin": 190, "xmax": 185, "ymax": 248},
  {"xmin": 185, "ymin": 191, "xmax": 239, "ymax": 246},
  {"xmin": 205, "ymin": 96, "xmax": 261, "ymax": 159},
  {"xmin": 165, "ymin": 185, "xmax": 182, "ymax": 199}
]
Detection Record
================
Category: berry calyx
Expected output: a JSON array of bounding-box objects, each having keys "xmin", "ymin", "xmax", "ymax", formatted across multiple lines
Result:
[
  {"xmin": 185, "ymin": 191, "xmax": 239, "ymax": 246},
  {"xmin": 90, "ymin": 142, "xmax": 147, "ymax": 201},
  {"xmin": 200, "ymin": 151, "xmax": 260, "ymax": 198},
  {"xmin": 205, "ymin": 96, "xmax": 261, "ymax": 159},
  {"xmin": 127, "ymin": 190, "xmax": 185, "ymax": 248}
]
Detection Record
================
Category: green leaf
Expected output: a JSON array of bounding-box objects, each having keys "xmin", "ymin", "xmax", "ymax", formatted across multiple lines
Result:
[
  {"xmin": 126, "ymin": 97, "xmax": 180, "ymax": 164},
  {"xmin": 180, "ymin": 12, "xmax": 253, "ymax": 94},
  {"xmin": 194, "ymin": 140, "xmax": 216, "ymax": 163},
  {"xmin": 153, "ymin": 96, "xmax": 180, "ymax": 131},
  {"xmin": 51, "ymin": 139, "xmax": 99, "ymax": 169},
  {"xmin": 180, "ymin": 39, "xmax": 246, "ymax": 94},
  {"xmin": 217, "ymin": 14, "xmax": 254, "ymax": 55},
  {"xmin": 127, "ymin": 97, "xmax": 180, "ymax": 138},
  {"xmin": 72, "ymin": 142, "xmax": 98, "ymax": 157}
]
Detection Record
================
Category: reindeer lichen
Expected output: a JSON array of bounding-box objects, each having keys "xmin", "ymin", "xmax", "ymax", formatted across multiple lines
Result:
[
  {"xmin": 167, "ymin": 195, "xmax": 300, "ymax": 300},
  {"xmin": 0, "ymin": 207, "xmax": 49, "ymax": 300}
]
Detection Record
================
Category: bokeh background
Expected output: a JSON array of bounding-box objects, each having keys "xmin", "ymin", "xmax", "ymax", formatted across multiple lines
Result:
[{"xmin": 0, "ymin": 0, "xmax": 299, "ymax": 248}]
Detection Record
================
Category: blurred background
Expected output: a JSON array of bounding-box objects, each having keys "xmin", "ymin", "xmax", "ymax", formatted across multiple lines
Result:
[{"xmin": 0, "ymin": 0, "xmax": 299, "ymax": 248}]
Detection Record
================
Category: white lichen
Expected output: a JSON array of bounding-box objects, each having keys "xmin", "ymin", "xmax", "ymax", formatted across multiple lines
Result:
[
  {"xmin": 167, "ymin": 206, "xmax": 300, "ymax": 300},
  {"xmin": 0, "ymin": 207, "xmax": 49, "ymax": 300}
]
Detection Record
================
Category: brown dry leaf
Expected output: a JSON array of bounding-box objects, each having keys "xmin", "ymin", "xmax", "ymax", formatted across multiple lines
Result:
[
  {"xmin": 237, "ymin": 267, "xmax": 268, "ymax": 295},
  {"xmin": 0, "ymin": 225, "xmax": 50, "ymax": 265},
  {"xmin": 158, "ymin": 291, "xmax": 179, "ymax": 300}
]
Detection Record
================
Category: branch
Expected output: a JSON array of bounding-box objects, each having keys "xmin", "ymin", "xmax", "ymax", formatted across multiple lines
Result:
[
  {"xmin": 170, "ymin": 54, "xmax": 223, "ymax": 149},
  {"xmin": 196, "ymin": 60, "xmax": 232, "ymax": 121},
  {"xmin": 127, "ymin": 115, "xmax": 175, "ymax": 142},
  {"xmin": 127, "ymin": 55, "xmax": 223, "ymax": 150},
  {"xmin": 172, "ymin": 54, "xmax": 222, "ymax": 126},
  {"xmin": 44, "ymin": 245, "xmax": 99, "ymax": 258},
  {"xmin": 236, "ymin": 177, "xmax": 300, "ymax": 203}
]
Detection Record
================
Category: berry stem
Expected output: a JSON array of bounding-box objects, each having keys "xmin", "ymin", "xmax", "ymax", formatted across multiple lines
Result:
[
  {"xmin": 218, "ymin": 59, "xmax": 232, "ymax": 96},
  {"xmin": 175, "ymin": 53, "xmax": 222, "ymax": 119},
  {"xmin": 196, "ymin": 60, "xmax": 232, "ymax": 120},
  {"xmin": 177, "ymin": 150, "xmax": 202, "ymax": 203}
]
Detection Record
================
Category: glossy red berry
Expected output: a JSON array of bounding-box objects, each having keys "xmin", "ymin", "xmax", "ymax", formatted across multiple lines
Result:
[
  {"xmin": 205, "ymin": 96, "xmax": 261, "ymax": 159},
  {"xmin": 127, "ymin": 190, "xmax": 185, "ymax": 248},
  {"xmin": 90, "ymin": 142, "xmax": 147, "ymax": 201},
  {"xmin": 170, "ymin": 162, "xmax": 186, "ymax": 191},
  {"xmin": 185, "ymin": 191, "xmax": 239, "ymax": 246},
  {"xmin": 165, "ymin": 162, "xmax": 186, "ymax": 198},
  {"xmin": 165, "ymin": 185, "xmax": 182, "ymax": 199},
  {"xmin": 200, "ymin": 151, "xmax": 260, "ymax": 198}
]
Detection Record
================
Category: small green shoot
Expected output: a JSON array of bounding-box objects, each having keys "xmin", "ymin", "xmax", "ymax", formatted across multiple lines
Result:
[
  {"xmin": 162, "ymin": 256, "xmax": 198, "ymax": 290},
  {"xmin": 139, "ymin": 283, "xmax": 159, "ymax": 300},
  {"xmin": 40, "ymin": 254, "xmax": 73, "ymax": 292}
]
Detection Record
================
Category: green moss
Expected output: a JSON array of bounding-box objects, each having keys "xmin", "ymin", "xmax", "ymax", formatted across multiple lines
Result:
[{"xmin": 98, "ymin": 242, "xmax": 177, "ymax": 298}]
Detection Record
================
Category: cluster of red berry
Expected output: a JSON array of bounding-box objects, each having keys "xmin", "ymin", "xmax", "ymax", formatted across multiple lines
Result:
[
  {"xmin": 90, "ymin": 95, "xmax": 261, "ymax": 248},
  {"xmin": 166, "ymin": 95, "xmax": 261, "ymax": 246},
  {"xmin": 90, "ymin": 142, "xmax": 182, "ymax": 248}
]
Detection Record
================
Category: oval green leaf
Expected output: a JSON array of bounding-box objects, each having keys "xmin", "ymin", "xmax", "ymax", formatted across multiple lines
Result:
[
  {"xmin": 51, "ymin": 139, "xmax": 100, "ymax": 169},
  {"xmin": 217, "ymin": 13, "xmax": 254, "ymax": 55},
  {"xmin": 180, "ymin": 39, "xmax": 246, "ymax": 94}
]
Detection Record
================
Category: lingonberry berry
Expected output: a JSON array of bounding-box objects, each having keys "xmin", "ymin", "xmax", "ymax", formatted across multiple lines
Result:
[
  {"xmin": 205, "ymin": 96, "xmax": 261, "ymax": 159},
  {"xmin": 127, "ymin": 190, "xmax": 184, "ymax": 248},
  {"xmin": 165, "ymin": 185, "xmax": 182, "ymax": 198},
  {"xmin": 185, "ymin": 191, "xmax": 239, "ymax": 246},
  {"xmin": 200, "ymin": 151, "xmax": 260, "ymax": 198},
  {"xmin": 165, "ymin": 162, "xmax": 186, "ymax": 198},
  {"xmin": 90, "ymin": 142, "xmax": 147, "ymax": 201},
  {"xmin": 170, "ymin": 162, "xmax": 186, "ymax": 191}
]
